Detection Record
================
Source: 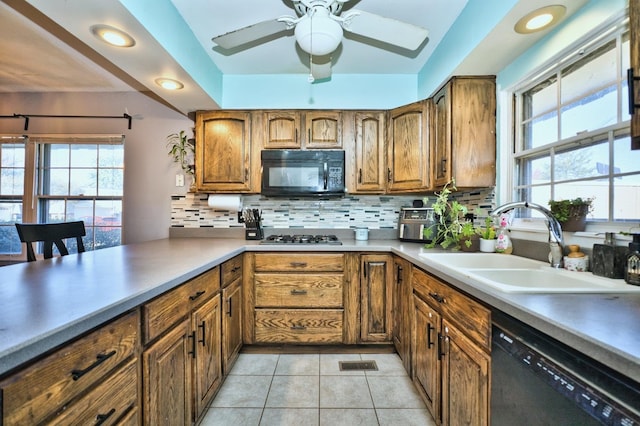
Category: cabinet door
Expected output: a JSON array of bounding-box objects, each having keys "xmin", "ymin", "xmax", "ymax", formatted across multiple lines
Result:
[
  {"xmin": 450, "ymin": 77, "xmax": 496, "ymax": 188},
  {"xmin": 387, "ymin": 101, "xmax": 430, "ymax": 192},
  {"xmin": 441, "ymin": 320, "xmax": 490, "ymax": 426},
  {"xmin": 413, "ymin": 295, "xmax": 441, "ymax": 422},
  {"xmin": 631, "ymin": 0, "xmax": 640, "ymax": 149},
  {"xmin": 354, "ymin": 111, "xmax": 386, "ymax": 193},
  {"xmin": 304, "ymin": 111, "xmax": 342, "ymax": 148},
  {"xmin": 222, "ymin": 277, "xmax": 243, "ymax": 375},
  {"xmin": 431, "ymin": 84, "xmax": 452, "ymax": 188},
  {"xmin": 392, "ymin": 256, "xmax": 412, "ymax": 374},
  {"xmin": 264, "ymin": 111, "xmax": 301, "ymax": 148},
  {"xmin": 196, "ymin": 111, "xmax": 252, "ymax": 192},
  {"xmin": 360, "ymin": 254, "xmax": 393, "ymax": 342},
  {"xmin": 192, "ymin": 295, "xmax": 222, "ymax": 421},
  {"xmin": 143, "ymin": 319, "xmax": 192, "ymax": 426}
]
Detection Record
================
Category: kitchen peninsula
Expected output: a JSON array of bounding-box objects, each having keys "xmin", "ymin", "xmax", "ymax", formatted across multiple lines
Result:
[{"xmin": 1, "ymin": 237, "xmax": 639, "ymax": 424}]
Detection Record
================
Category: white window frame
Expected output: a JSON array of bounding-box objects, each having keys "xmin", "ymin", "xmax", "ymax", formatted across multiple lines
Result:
[{"xmin": 501, "ymin": 13, "xmax": 639, "ymax": 243}]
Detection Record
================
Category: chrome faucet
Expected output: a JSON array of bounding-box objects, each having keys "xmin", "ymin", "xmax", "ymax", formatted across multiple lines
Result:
[{"xmin": 490, "ymin": 201, "xmax": 564, "ymax": 268}]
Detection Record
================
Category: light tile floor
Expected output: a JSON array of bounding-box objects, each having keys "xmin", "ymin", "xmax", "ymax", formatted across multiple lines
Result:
[{"xmin": 200, "ymin": 353, "xmax": 436, "ymax": 426}]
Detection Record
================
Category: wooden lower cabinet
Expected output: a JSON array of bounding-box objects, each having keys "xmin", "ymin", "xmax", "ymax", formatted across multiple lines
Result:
[
  {"xmin": 245, "ymin": 252, "xmax": 357, "ymax": 344},
  {"xmin": 412, "ymin": 267, "xmax": 491, "ymax": 425},
  {"xmin": 0, "ymin": 310, "xmax": 139, "ymax": 425},
  {"xmin": 142, "ymin": 267, "xmax": 222, "ymax": 424},
  {"xmin": 392, "ymin": 255, "xmax": 412, "ymax": 373},
  {"xmin": 360, "ymin": 253, "xmax": 393, "ymax": 342}
]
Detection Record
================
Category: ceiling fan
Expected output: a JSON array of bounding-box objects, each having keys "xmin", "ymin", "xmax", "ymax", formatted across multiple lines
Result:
[{"xmin": 212, "ymin": 0, "xmax": 429, "ymax": 81}]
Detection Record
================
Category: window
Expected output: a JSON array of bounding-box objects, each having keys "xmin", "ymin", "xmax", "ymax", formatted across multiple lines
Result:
[
  {"xmin": 513, "ymin": 18, "xmax": 640, "ymax": 224},
  {"xmin": 0, "ymin": 137, "xmax": 26, "ymax": 255},
  {"xmin": 0, "ymin": 135, "xmax": 124, "ymax": 258}
]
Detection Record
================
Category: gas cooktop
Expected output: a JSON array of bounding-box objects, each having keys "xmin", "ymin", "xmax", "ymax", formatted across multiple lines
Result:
[{"xmin": 260, "ymin": 234, "xmax": 342, "ymax": 245}]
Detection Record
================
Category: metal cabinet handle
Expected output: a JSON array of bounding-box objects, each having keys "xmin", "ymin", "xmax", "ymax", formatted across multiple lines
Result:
[
  {"xmin": 188, "ymin": 331, "xmax": 196, "ymax": 358},
  {"xmin": 427, "ymin": 323, "xmax": 435, "ymax": 349},
  {"xmin": 227, "ymin": 296, "xmax": 233, "ymax": 317},
  {"xmin": 290, "ymin": 289, "xmax": 308, "ymax": 295},
  {"xmin": 198, "ymin": 321, "xmax": 206, "ymax": 346},
  {"xmin": 429, "ymin": 292, "xmax": 445, "ymax": 304},
  {"xmin": 291, "ymin": 325, "xmax": 307, "ymax": 330},
  {"xmin": 290, "ymin": 262, "xmax": 308, "ymax": 268},
  {"xmin": 387, "ymin": 168, "xmax": 392, "ymax": 182},
  {"xmin": 189, "ymin": 290, "xmax": 205, "ymax": 301},
  {"xmin": 438, "ymin": 333, "xmax": 445, "ymax": 359},
  {"xmin": 628, "ymin": 68, "xmax": 640, "ymax": 114},
  {"xmin": 358, "ymin": 168, "xmax": 362, "ymax": 183},
  {"xmin": 440, "ymin": 158, "xmax": 447, "ymax": 174},
  {"xmin": 231, "ymin": 266, "xmax": 241, "ymax": 273},
  {"xmin": 95, "ymin": 408, "xmax": 116, "ymax": 425},
  {"xmin": 70, "ymin": 350, "xmax": 116, "ymax": 381},
  {"xmin": 396, "ymin": 265, "xmax": 403, "ymax": 284}
]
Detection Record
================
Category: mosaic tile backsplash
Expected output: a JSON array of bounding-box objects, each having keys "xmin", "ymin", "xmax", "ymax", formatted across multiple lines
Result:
[{"xmin": 171, "ymin": 188, "xmax": 495, "ymax": 229}]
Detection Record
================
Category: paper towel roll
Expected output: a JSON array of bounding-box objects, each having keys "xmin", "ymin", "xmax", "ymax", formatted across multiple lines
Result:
[{"xmin": 208, "ymin": 195, "xmax": 243, "ymax": 212}]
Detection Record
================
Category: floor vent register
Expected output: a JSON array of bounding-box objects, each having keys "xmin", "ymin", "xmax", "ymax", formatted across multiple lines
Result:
[{"xmin": 338, "ymin": 360, "xmax": 378, "ymax": 371}]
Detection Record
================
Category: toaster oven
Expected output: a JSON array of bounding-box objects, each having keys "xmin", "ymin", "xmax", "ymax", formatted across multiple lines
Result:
[{"xmin": 398, "ymin": 207, "xmax": 437, "ymax": 242}]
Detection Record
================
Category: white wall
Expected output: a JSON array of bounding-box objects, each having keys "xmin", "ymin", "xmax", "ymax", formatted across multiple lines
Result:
[{"xmin": 0, "ymin": 91, "xmax": 194, "ymax": 244}]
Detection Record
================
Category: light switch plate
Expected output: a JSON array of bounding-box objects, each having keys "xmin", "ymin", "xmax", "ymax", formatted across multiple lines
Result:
[{"xmin": 175, "ymin": 174, "xmax": 184, "ymax": 187}]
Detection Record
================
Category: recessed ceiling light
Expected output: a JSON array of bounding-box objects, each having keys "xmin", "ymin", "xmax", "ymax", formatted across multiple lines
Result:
[
  {"xmin": 90, "ymin": 24, "xmax": 136, "ymax": 47},
  {"xmin": 514, "ymin": 5, "xmax": 566, "ymax": 34},
  {"xmin": 155, "ymin": 78, "xmax": 184, "ymax": 90}
]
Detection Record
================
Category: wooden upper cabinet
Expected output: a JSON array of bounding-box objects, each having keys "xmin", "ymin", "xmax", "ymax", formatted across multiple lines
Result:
[
  {"xmin": 631, "ymin": 0, "xmax": 640, "ymax": 149},
  {"xmin": 353, "ymin": 111, "xmax": 386, "ymax": 193},
  {"xmin": 387, "ymin": 100, "xmax": 430, "ymax": 192},
  {"xmin": 262, "ymin": 110, "xmax": 341, "ymax": 149},
  {"xmin": 264, "ymin": 111, "xmax": 301, "ymax": 148},
  {"xmin": 305, "ymin": 111, "xmax": 342, "ymax": 148},
  {"xmin": 431, "ymin": 76, "xmax": 496, "ymax": 189},
  {"xmin": 195, "ymin": 111, "xmax": 252, "ymax": 192}
]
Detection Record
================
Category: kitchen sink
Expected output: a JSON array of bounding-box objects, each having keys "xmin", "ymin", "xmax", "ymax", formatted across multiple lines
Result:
[
  {"xmin": 419, "ymin": 252, "xmax": 547, "ymax": 269},
  {"xmin": 419, "ymin": 252, "xmax": 640, "ymax": 293}
]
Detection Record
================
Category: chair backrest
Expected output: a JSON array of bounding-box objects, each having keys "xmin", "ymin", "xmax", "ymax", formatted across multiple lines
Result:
[{"xmin": 15, "ymin": 221, "xmax": 86, "ymax": 262}]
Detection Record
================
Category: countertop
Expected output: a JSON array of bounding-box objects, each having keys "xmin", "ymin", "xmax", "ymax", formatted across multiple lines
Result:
[{"xmin": 1, "ymin": 237, "xmax": 639, "ymax": 384}]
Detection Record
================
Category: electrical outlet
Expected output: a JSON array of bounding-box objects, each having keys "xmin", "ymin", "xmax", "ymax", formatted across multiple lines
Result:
[{"xmin": 175, "ymin": 174, "xmax": 184, "ymax": 187}]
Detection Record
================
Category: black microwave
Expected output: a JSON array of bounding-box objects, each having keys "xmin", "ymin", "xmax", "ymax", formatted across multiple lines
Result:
[{"xmin": 261, "ymin": 150, "xmax": 345, "ymax": 197}]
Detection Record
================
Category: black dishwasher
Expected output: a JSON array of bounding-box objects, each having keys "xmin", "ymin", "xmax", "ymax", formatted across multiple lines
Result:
[{"xmin": 491, "ymin": 312, "xmax": 640, "ymax": 425}]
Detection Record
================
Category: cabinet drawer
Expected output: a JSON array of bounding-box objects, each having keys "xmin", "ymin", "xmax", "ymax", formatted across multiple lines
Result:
[
  {"xmin": 0, "ymin": 310, "xmax": 139, "ymax": 425},
  {"xmin": 255, "ymin": 309, "xmax": 343, "ymax": 343},
  {"xmin": 143, "ymin": 267, "xmax": 219, "ymax": 343},
  {"xmin": 49, "ymin": 358, "xmax": 138, "ymax": 425},
  {"xmin": 222, "ymin": 255, "xmax": 243, "ymax": 286},
  {"xmin": 255, "ymin": 274, "xmax": 343, "ymax": 308},
  {"xmin": 254, "ymin": 253, "xmax": 344, "ymax": 272},
  {"xmin": 413, "ymin": 269, "xmax": 491, "ymax": 351}
]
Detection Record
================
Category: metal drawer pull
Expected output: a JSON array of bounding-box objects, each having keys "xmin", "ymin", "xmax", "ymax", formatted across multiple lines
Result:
[
  {"xmin": 427, "ymin": 323, "xmax": 435, "ymax": 349},
  {"xmin": 291, "ymin": 325, "xmax": 307, "ymax": 330},
  {"xmin": 189, "ymin": 290, "xmax": 206, "ymax": 301},
  {"xmin": 231, "ymin": 266, "xmax": 241, "ymax": 273},
  {"xmin": 429, "ymin": 292, "xmax": 445, "ymax": 304},
  {"xmin": 188, "ymin": 331, "xmax": 196, "ymax": 358},
  {"xmin": 290, "ymin": 289, "xmax": 308, "ymax": 295},
  {"xmin": 71, "ymin": 350, "xmax": 116, "ymax": 381},
  {"xmin": 228, "ymin": 296, "xmax": 233, "ymax": 317},
  {"xmin": 290, "ymin": 262, "xmax": 308, "ymax": 268},
  {"xmin": 95, "ymin": 408, "xmax": 116, "ymax": 425},
  {"xmin": 198, "ymin": 321, "xmax": 206, "ymax": 346}
]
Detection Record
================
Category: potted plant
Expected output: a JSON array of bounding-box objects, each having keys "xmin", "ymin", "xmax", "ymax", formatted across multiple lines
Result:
[
  {"xmin": 548, "ymin": 197, "xmax": 593, "ymax": 232},
  {"xmin": 424, "ymin": 179, "xmax": 475, "ymax": 251},
  {"xmin": 477, "ymin": 216, "xmax": 497, "ymax": 252},
  {"xmin": 166, "ymin": 130, "xmax": 195, "ymax": 176}
]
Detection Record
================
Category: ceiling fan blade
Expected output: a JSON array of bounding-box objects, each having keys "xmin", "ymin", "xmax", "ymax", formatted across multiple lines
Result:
[
  {"xmin": 342, "ymin": 10, "xmax": 429, "ymax": 51},
  {"xmin": 212, "ymin": 19, "xmax": 289, "ymax": 49},
  {"xmin": 311, "ymin": 56, "xmax": 332, "ymax": 81}
]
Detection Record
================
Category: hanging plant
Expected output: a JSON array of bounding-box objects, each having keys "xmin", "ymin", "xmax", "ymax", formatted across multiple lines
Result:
[{"xmin": 166, "ymin": 130, "xmax": 195, "ymax": 175}]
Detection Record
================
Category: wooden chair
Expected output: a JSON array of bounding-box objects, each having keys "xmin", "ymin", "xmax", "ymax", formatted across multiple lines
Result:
[{"xmin": 15, "ymin": 221, "xmax": 86, "ymax": 262}]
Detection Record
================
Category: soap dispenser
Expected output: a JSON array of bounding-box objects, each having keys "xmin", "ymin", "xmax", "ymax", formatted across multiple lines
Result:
[
  {"xmin": 591, "ymin": 233, "xmax": 626, "ymax": 279},
  {"xmin": 624, "ymin": 234, "xmax": 640, "ymax": 286},
  {"xmin": 495, "ymin": 213, "xmax": 513, "ymax": 254}
]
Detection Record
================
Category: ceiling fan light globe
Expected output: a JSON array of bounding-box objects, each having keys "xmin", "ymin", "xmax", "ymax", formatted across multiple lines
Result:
[{"xmin": 294, "ymin": 15, "xmax": 343, "ymax": 56}]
